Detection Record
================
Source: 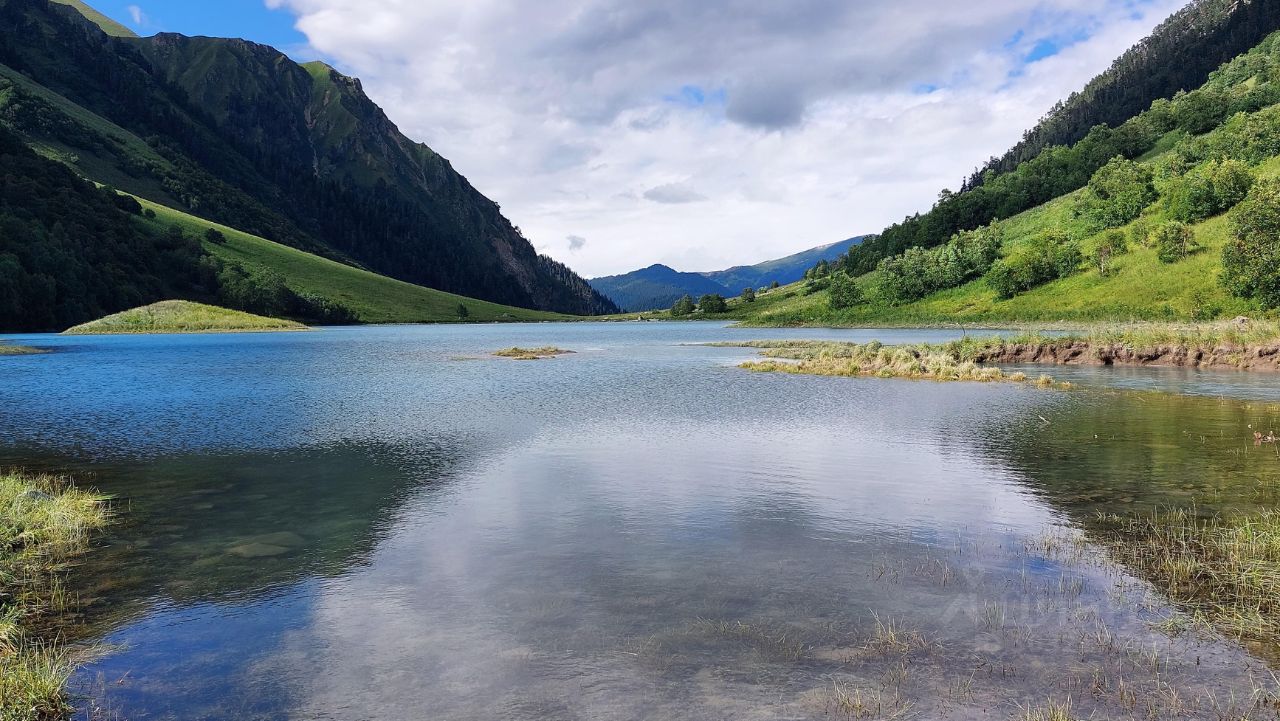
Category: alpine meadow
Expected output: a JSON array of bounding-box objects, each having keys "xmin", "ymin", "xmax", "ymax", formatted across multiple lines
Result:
[{"xmin": 6, "ymin": 2, "xmax": 1280, "ymax": 721}]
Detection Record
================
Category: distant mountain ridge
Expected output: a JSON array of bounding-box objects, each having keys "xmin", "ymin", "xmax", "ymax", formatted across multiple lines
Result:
[
  {"xmin": 591, "ymin": 236, "xmax": 865, "ymax": 311},
  {"xmin": 0, "ymin": 0, "xmax": 617, "ymax": 316}
]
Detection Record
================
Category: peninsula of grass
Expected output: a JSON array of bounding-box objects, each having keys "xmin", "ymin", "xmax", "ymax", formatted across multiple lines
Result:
[
  {"xmin": 725, "ymin": 339, "xmax": 1059, "ymax": 385},
  {"xmin": 0, "ymin": 343, "xmax": 43, "ymax": 356},
  {"xmin": 1, "ymin": 470, "xmax": 110, "ymax": 721},
  {"xmin": 492, "ymin": 347, "xmax": 575, "ymax": 360},
  {"xmin": 63, "ymin": 300, "xmax": 308, "ymax": 335}
]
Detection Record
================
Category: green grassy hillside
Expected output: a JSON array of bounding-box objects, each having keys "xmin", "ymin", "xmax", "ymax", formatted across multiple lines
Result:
[
  {"xmin": 138, "ymin": 198, "xmax": 568, "ymax": 324},
  {"xmin": 50, "ymin": 0, "xmax": 137, "ymax": 37},
  {"xmin": 708, "ymin": 32, "xmax": 1280, "ymax": 328},
  {"xmin": 653, "ymin": 154, "xmax": 1280, "ymax": 327}
]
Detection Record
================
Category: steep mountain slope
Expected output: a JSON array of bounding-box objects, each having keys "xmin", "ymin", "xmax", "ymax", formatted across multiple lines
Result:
[
  {"xmin": 0, "ymin": 0, "xmax": 616, "ymax": 315},
  {"xmin": 591, "ymin": 237, "xmax": 864, "ymax": 312},
  {"xmin": 0, "ymin": 116, "xmax": 566, "ymax": 331}
]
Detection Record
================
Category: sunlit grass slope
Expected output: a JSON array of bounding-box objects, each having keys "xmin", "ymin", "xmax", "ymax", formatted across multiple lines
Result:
[{"xmin": 137, "ymin": 199, "xmax": 570, "ymax": 324}]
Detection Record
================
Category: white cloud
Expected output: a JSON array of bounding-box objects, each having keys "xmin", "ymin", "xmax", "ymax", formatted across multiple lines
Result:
[
  {"xmin": 268, "ymin": 0, "xmax": 1188, "ymax": 276},
  {"xmin": 126, "ymin": 4, "xmax": 145, "ymax": 26}
]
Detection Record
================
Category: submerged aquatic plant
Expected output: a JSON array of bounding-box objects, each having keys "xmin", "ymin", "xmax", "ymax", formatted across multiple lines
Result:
[{"xmin": 1096, "ymin": 507, "xmax": 1280, "ymax": 646}]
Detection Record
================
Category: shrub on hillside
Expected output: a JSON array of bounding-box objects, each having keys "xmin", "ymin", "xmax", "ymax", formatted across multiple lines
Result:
[
  {"xmin": 875, "ymin": 224, "xmax": 1002, "ymax": 304},
  {"xmin": 698, "ymin": 294, "xmax": 728, "ymax": 313},
  {"xmin": 1164, "ymin": 159, "xmax": 1254, "ymax": 223},
  {"xmin": 741, "ymin": 287, "xmax": 756, "ymax": 303},
  {"xmin": 828, "ymin": 273, "xmax": 863, "ymax": 310},
  {"xmin": 1153, "ymin": 221, "xmax": 1198, "ymax": 263},
  {"xmin": 1222, "ymin": 179, "xmax": 1280, "ymax": 308},
  {"xmin": 1075, "ymin": 156, "xmax": 1158, "ymax": 231},
  {"xmin": 671, "ymin": 294, "xmax": 695, "ymax": 316},
  {"xmin": 1090, "ymin": 230, "xmax": 1129, "ymax": 276},
  {"xmin": 985, "ymin": 230, "xmax": 1082, "ymax": 300}
]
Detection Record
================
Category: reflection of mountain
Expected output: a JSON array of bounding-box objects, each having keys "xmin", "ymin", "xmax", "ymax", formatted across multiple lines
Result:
[{"xmin": 68, "ymin": 438, "xmax": 465, "ymax": 634}]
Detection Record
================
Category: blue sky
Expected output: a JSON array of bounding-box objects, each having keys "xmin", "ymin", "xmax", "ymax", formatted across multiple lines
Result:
[{"xmin": 89, "ymin": 1, "xmax": 308, "ymax": 52}]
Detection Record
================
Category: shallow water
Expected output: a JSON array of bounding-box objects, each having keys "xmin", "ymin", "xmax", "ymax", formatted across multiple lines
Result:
[{"xmin": 2, "ymin": 322, "xmax": 1279, "ymax": 720}]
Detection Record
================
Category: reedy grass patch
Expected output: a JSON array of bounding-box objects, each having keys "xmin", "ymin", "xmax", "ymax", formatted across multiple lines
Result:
[
  {"xmin": 720, "ymin": 340, "xmax": 1055, "ymax": 385},
  {"xmin": 492, "ymin": 347, "xmax": 575, "ymax": 360},
  {"xmin": 1, "ymin": 471, "xmax": 110, "ymax": 721},
  {"xmin": 1096, "ymin": 507, "xmax": 1280, "ymax": 648}
]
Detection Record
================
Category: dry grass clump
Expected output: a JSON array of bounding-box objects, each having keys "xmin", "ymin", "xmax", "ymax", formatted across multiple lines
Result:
[
  {"xmin": 492, "ymin": 346, "xmax": 575, "ymax": 360},
  {"xmin": 1, "ymin": 471, "xmax": 110, "ymax": 721},
  {"xmin": 1096, "ymin": 508, "xmax": 1280, "ymax": 645},
  {"xmin": 1014, "ymin": 697, "xmax": 1077, "ymax": 721},
  {"xmin": 729, "ymin": 340, "xmax": 1056, "ymax": 385}
]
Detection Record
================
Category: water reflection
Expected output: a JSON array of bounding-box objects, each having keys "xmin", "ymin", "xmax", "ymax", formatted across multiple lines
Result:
[{"xmin": 0, "ymin": 324, "xmax": 1276, "ymax": 719}]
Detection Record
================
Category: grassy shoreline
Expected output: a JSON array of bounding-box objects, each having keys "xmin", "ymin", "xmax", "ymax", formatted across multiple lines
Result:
[
  {"xmin": 1, "ymin": 471, "xmax": 110, "ymax": 721},
  {"xmin": 720, "ymin": 320, "xmax": 1280, "ymax": 382}
]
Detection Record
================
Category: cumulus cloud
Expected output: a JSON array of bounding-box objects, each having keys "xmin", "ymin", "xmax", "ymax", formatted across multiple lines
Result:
[
  {"xmin": 268, "ymin": 0, "xmax": 1187, "ymax": 276},
  {"xmin": 643, "ymin": 183, "xmax": 708, "ymax": 205}
]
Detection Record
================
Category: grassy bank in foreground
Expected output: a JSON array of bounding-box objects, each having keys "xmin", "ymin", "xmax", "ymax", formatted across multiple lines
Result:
[
  {"xmin": 63, "ymin": 300, "xmax": 308, "ymax": 335},
  {"xmin": 1, "ymin": 471, "xmax": 110, "ymax": 721}
]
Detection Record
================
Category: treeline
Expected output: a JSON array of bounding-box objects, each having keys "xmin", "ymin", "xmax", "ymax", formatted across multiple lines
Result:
[
  {"xmin": 0, "ymin": 124, "xmax": 209, "ymax": 330},
  {"xmin": 0, "ymin": 124, "xmax": 355, "ymax": 331},
  {"xmin": 838, "ymin": 29, "xmax": 1280, "ymax": 277},
  {"xmin": 970, "ymin": 0, "xmax": 1280, "ymax": 184}
]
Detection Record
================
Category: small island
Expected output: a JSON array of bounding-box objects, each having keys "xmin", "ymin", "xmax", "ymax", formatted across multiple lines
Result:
[
  {"xmin": 0, "ymin": 342, "xmax": 44, "ymax": 355},
  {"xmin": 62, "ymin": 300, "xmax": 309, "ymax": 335},
  {"xmin": 492, "ymin": 346, "xmax": 575, "ymax": 360}
]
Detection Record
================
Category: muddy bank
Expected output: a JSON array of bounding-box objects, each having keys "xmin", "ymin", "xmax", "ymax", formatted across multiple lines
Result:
[{"xmin": 969, "ymin": 340, "xmax": 1280, "ymax": 371}]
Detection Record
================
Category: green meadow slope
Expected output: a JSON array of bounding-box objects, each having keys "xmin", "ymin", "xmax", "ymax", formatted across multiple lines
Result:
[
  {"xmin": 713, "ymin": 157, "xmax": 1280, "ymax": 327},
  {"xmin": 138, "ymin": 198, "xmax": 568, "ymax": 324}
]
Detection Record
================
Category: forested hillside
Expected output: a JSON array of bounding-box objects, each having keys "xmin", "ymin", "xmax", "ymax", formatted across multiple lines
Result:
[
  {"xmin": 0, "ymin": 0, "xmax": 616, "ymax": 316},
  {"xmin": 971, "ymin": 0, "xmax": 1280, "ymax": 184},
  {"xmin": 706, "ymin": 28, "xmax": 1280, "ymax": 326},
  {"xmin": 841, "ymin": 0, "xmax": 1280, "ymax": 278}
]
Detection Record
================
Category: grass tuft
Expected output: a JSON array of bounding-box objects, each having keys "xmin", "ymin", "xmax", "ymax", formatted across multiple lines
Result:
[
  {"xmin": 1, "ymin": 470, "xmax": 111, "ymax": 721},
  {"xmin": 1096, "ymin": 508, "xmax": 1280, "ymax": 646}
]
